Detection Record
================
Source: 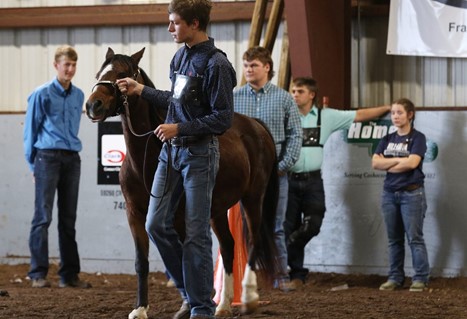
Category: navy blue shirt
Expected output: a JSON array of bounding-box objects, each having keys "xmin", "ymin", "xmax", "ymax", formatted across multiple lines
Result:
[
  {"xmin": 374, "ymin": 129, "xmax": 426, "ymax": 192},
  {"xmin": 141, "ymin": 38, "xmax": 236, "ymax": 136}
]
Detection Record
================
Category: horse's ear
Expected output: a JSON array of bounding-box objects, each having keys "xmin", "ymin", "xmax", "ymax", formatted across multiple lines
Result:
[
  {"xmin": 106, "ymin": 47, "xmax": 115, "ymax": 60},
  {"xmin": 131, "ymin": 48, "xmax": 145, "ymax": 66}
]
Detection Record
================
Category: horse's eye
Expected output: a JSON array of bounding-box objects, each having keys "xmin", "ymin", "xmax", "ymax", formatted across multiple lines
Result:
[{"xmin": 117, "ymin": 72, "xmax": 128, "ymax": 78}]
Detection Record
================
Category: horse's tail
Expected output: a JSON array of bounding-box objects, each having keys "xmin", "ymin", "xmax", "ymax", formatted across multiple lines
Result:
[
  {"xmin": 259, "ymin": 156, "xmax": 279, "ymax": 282},
  {"xmin": 252, "ymin": 119, "xmax": 279, "ymax": 284}
]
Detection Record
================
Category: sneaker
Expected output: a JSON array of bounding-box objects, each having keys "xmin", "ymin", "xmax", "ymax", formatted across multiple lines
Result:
[
  {"xmin": 379, "ymin": 280, "xmax": 401, "ymax": 291},
  {"xmin": 31, "ymin": 278, "xmax": 51, "ymax": 288},
  {"xmin": 409, "ymin": 281, "xmax": 427, "ymax": 292},
  {"xmin": 59, "ymin": 278, "xmax": 92, "ymax": 289}
]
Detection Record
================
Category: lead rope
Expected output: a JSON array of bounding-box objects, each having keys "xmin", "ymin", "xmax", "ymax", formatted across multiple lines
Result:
[
  {"xmin": 121, "ymin": 94, "xmax": 171, "ymax": 201},
  {"xmin": 121, "ymin": 94, "xmax": 153, "ymax": 138}
]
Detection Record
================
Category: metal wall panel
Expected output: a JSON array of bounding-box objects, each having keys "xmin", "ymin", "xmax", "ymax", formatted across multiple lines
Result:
[
  {"xmin": 352, "ymin": 16, "xmax": 467, "ymax": 108},
  {"xmin": 2, "ymin": 6, "xmax": 466, "ymax": 112},
  {"xmin": 0, "ymin": 20, "xmax": 283, "ymax": 112}
]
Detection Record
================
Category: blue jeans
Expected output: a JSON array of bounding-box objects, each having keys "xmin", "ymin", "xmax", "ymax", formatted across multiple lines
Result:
[
  {"xmin": 274, "ymin": 174, "xmax": 290, "ymax": 285},
  {"xmin": 381, "ymin": 187, "xmax": 429, "ymax": 284},
  {"xmin": 284, "ymin": 174, "xmax": 325, "ymax": 282},
  {"xmin": 29, "ymin": 149, "xmax": 81, "ymax": 282},
  {"xmin": 146, "ymin": 138, "xmax": 218, "ymax": 317}
]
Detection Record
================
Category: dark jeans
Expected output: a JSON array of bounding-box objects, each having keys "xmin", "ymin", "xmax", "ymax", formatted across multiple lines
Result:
[
  {"xmin": 29, "ymin": 149, "xmax": 81, "ymax": 282},
  {"xmin": 284, "ymin": 173, "xmax": 325, "ymax": 282}
]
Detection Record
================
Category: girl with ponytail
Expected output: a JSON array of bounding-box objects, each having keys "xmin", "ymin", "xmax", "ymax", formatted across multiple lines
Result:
[{"xmin": 372, "ymin": 98, "xmax": 429, "ymax": 293}]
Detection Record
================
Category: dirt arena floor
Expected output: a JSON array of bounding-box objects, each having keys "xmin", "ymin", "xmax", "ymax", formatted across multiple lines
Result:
[{"xmin": 1, "ymin": 263, "xmax": 467, "ymax": 319}]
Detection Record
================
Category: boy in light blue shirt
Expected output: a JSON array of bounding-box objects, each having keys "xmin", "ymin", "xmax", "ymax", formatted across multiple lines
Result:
[{"xmin": 23, "ymin": 45, "xmax": 90, "ymax": 289}]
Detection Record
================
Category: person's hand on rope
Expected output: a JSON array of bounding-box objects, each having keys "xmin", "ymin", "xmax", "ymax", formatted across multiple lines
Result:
[
  {"xmin": 116, "ymin": 77, "xmax": 143, "ymax": 96},
  {"xmin": 155, "ymin": 124, "xmax": 179, "ymax": 142}
]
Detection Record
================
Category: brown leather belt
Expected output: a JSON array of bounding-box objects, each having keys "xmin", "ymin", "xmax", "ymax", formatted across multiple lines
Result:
[
  {"xmin": 403, "ymin": 184, "xmax": 421, "ymax": 191},
  {"xmin": 169, "ymin": 135, "xmax": 212, "ymax": 147}
]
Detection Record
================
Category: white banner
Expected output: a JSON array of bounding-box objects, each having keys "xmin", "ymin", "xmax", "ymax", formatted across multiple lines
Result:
[{"xmin": 387, "ymin": 0, "xmax": 467, "ymax": 57}]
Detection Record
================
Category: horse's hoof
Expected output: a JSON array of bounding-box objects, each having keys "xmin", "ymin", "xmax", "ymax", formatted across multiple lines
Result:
[
  {"xmin": 215, "ymin": 309, "xmax": 233, "ymax": 317},
  {"xmin": 240, "ymin": 300, "xmax": 259, "ymax": 315},
  {"xmin": 128, "ymin": 306, "xmax": 149, "ymax": 319}
]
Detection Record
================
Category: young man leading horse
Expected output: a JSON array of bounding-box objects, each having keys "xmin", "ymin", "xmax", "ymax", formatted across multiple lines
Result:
[{"xmin": 116, "ymin": 1, "xmax": 236, "ymax": 318}]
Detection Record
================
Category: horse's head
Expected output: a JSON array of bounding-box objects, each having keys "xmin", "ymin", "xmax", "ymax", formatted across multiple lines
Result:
[{"xmin": 86, "ymin": 47, "xmax": 145, "ymax": 122}]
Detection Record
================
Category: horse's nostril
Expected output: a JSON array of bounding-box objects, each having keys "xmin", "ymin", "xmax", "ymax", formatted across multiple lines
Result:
[
  {"xmin": 85, "ymin": 99, "xmax": 104, "ymax": 120},
  {"xmin": 86, "ymin": 100, "xmax": 102, "ymax": 110}
]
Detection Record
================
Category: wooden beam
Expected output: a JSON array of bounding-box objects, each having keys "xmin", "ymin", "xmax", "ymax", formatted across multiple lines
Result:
[
  {"xmin": 285, "ymin": 0, "xmax": 351, "ymax": 109},
  {"xmin": 247, "ymin": 0, "xmax": 269, "ymax": 48},
  {"xmin": 276, "ymin": 22, "xmax": 291, "ymax": 90},
  {"xmin": 262, "ymin": 0, "xmax": 284, "ymax": 53},
  {"xmin": 283, "ymin": 1, "xmax": 313, "ymax": 81},
  {"xmin": 241, "ymin": 0, "xmax": 269, "ymax": 86},
  {"xmin": 351, "ymin": 0, "xmax": 390, "ymax": 16},
  {"xmin": 0, "ymin": 2, "xmax": 273, "ymax": 29}
]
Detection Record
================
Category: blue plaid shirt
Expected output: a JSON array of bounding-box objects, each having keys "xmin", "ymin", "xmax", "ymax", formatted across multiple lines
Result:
[{"xmin": 234, "ymin": 82, "xmax": 302, "ymax": 172}]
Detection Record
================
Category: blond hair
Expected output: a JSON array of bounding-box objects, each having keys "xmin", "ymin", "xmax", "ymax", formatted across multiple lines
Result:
[{"xmin": 54, "ymin": 45, "xmax": 78, "ymax": 62}]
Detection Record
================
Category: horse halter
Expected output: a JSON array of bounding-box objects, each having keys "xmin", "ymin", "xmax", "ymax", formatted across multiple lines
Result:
[
  {"xmin": 91, "ymin": 70, "xmax": 140, "ymax": 116},
  {"xmin": 91, "ymin": 80, "xmax": 117, "ymax": 94},
  {"xmin": 92, "ymin": 69, "xmax": 139, "ymax": 92}
]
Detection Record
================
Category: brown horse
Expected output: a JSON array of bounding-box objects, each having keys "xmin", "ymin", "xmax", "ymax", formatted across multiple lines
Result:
[{"xmin": 85, "ymin": 48, "xmax": 278, "ymax": 319}]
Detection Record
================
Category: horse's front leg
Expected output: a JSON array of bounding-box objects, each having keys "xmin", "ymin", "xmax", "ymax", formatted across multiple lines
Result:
[
  {"xmin": 240, "ymin": 264, "xmax": 260, "ymax": 315},
  {"xmin": 128, "ymin": 212, "xmax": 150, "ymax": 319}
]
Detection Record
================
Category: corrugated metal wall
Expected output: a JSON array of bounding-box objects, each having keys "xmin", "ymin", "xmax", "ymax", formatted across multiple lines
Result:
[
  {"xmin": 0, "ymin": 26, "xmax": 284, "ymax": 112},
  {"xmin": 0, "ymin": 3, "xmax": 283, "ymax": 112},
  {"xmin": 352, "ymin": 16, "xmax": 467, "ymax": 108},
  {"xmin": 0, "ymin": 2, "xmax": 466, "ymax": 112}
]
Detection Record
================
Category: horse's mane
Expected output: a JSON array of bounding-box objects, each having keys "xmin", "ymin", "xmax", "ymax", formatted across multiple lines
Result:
[
  {"xmin": 138, "ymin": 68, "xmax": 155, "ymax": 89},
  {"xmin": 138, "ymin": 67, "xmax": 164, "ymax": 124}
]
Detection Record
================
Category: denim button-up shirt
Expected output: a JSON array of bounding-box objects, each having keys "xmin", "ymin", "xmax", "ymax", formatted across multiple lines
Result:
[{"xmin": 23, "ymin": 77, "xmax": 84, "ymax": 171}]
